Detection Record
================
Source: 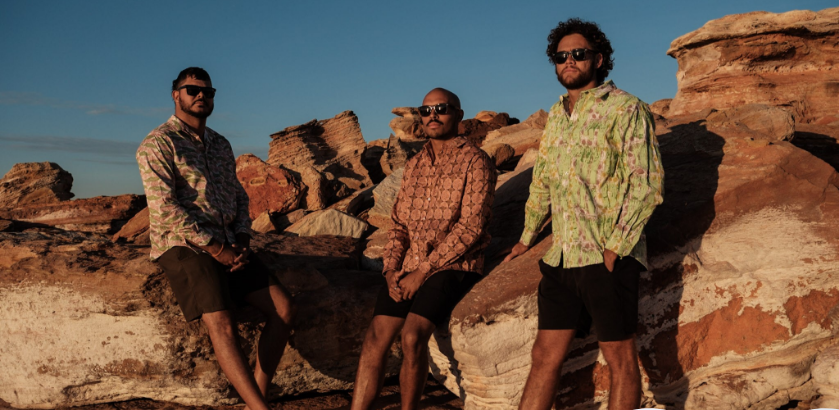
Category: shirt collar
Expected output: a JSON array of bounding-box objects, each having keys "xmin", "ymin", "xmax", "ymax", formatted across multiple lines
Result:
[
  {"xmin": 558, "ymin": 80, "xmax": 617, "ymax": 104},
  {"xmin": 169, "ymin": 115, "xmax": 213, "ymax": 144}
]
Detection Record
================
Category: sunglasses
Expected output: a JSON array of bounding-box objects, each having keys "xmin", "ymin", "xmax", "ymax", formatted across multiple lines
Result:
[
  {"xmin": 418, "ymin": 103, "xmax": 459, "ymax": 117},
  {"xmin": 177, "ymin": 85, "xmax": 216, "ymax": 99},
  {"xmin": 551, "ymin": 48, "xmax": 598, "ymax": 65}
]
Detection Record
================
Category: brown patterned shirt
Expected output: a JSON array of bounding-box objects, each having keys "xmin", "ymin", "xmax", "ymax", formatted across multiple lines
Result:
[
  {"xmin": 136, "ymin": 115, "xmax": 251, "ymax": 260},
  {"xmin": 382, "ymin": 136, "xmax": 497, "ymax": 278}
]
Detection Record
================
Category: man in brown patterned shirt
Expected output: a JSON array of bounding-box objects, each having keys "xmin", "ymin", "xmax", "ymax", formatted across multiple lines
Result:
[
  {"xmin": 350, "ymin": 88, "xmax": 497, "ymax": 410},
  {"xmin": 136, "ymin": 67, "xmax": 293, "ymax": 410}
]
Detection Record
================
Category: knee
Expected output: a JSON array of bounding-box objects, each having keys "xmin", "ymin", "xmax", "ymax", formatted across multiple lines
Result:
[
  {"xmin": 400, "ymin": 329, "xmax": 429, "ymax": 359},
  {"xmin": 202, "ymin": 311, "xmax": 236, "ymax": 338}
]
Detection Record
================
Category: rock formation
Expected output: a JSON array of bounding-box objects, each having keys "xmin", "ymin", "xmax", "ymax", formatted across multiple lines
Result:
[
  {"xmin": 484, "ymin": 110, "xmax": 548, "ymax": 156},
  {"xmin": 286, "ymin": 209, "xmax": 369, "ymax": 239},
  {"xmin": 0, "ymin": 162, "xmax": 74, "ymax": 209},
  {"xmin": 666, "ymin": 7, "xmax": 839, "ymax": 124},
  {"xmin": 235, "ymin": 153, "xmax": 304, "ymax": 220},
  {"xmin": 0, "ymin": 194, "xmax": 146, "ymax": 234},
  {"xmin": 268, "ymin": 111, "xmax": 373, "ymax": 206},
  {"xmin": 380, "ymin": 107, "xmax": 427, "ymax": 176},
  {"xmin": 458, "ymin": 111, "xmax": 514, "ymax": 147},
  {"xmin": 0, "ymin": 232, "xmax": 399, "ymax": 408},
  {"xmin": 111, "ymin": 206, "xmax": 150, "ymax": 245}
]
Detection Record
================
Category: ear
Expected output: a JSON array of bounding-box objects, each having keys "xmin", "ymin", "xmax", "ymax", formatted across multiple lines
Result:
[{"xmin": 595, "ymin": 52, "xmax": 604, "ymax": 69}]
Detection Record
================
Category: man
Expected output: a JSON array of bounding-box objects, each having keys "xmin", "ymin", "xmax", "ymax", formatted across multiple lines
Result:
[
  {"xmin": 504, "ymin": 19, "xmax": 664, "ymax": 410},
  {"xmin": 136, "ymin": 67, "xmax": 294, "ymax": 410},
  {"xmin": 350, "ymin": 88, "xmax": 497, "ymax": 410}
]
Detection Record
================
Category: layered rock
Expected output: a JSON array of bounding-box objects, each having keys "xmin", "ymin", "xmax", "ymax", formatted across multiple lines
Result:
[
  {"xmin": 235, "ymin": 154, "xmax": 305, "ymax": 220},
  {"xmin": 484, "ymin": 110, "xmax": 548, "ymax": 156},
  {"xmin": 268, "ymin": 111, "xmax": 373, "ymax": 206},
  {"xmin": 0, "ymin": 162, "xmax": 74, "ymax": 209},
  {"xmin": 380, "ymin": 107, "xmax": 426, "ymax": 176},
  {"xmin": 111, "ymin": 207, "xmax": 150, "ymax": 245},
  {"xmin": 368, "ymin": 168, "xmax": 404, "ymax": 229},
  {"xmin": 0, "ymin": 194, "xmax": 146, "ymax": 234},
  {"xmin": 458, "ymin": 112, "xmax": 514, "ymax": 147},
  {"xmin": 427, "ymin": 104, "xmax": 839, "ymax": 409},
  {"xmin": 0, "ymin": 232, "xmax": 398, "ymax": 408},
  {"xmin": 666, "ymin": 7, "xmax": 839, "ymax": 124}
]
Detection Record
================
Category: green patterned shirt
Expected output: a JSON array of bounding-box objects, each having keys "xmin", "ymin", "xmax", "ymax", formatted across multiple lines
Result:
[
  {"xmin": 520, "ymin": 81, "xmax": 663, "ymax": 269},
  {"xmin": 136, "ymin": 115, "xmax": 251, "ymax": 260}
]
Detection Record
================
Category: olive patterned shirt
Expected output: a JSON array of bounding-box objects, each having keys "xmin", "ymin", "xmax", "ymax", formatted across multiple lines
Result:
[
  {"xmin": 382, "ymin": 136, "xmax": 497, "ymax": 278},
  {"xmin": 136, "ymin": 115, "xmax": 251, "ymax": 260},
  {"xmin": 520, "ymin": 81, "xmax": 664, "ymax": 269}
]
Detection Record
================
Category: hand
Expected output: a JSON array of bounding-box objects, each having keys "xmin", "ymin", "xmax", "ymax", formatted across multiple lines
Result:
[
  {"xmin": 503, "ymin": 242, "xmax": 530, "ymax": 263},
  {"xmin": 230, "ymin": 242, "xmax": 251, "ymax": 272},
  {"xmin": 213, "ymin": 243, "xmax": 240, "ymax": 268},
  {"xmin": 385, "ymin": 269, "xmax": 403, "ymax": 302},
  {"xmin": 398, "ymin": 270, "xmax": 426, "ymax": 301},
  {"xmin": 603, "ymin": 249, "xmax": 618, "ymax": 272}
]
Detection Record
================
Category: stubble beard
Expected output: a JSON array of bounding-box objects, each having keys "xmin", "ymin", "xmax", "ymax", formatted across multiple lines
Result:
[
  {"xmin": 177, "ymin": 96, "xmax": 214, "ymax": 119},
  {"xmin": 556, "ymin": 65, "xmax": 597, "ymax": 90}
]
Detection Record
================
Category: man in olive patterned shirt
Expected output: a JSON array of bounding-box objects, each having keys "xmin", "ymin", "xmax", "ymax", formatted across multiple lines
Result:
[
  {"xmin": 504, "ymin": 20, "xmax": 664, "ymax": 410},
  {"xmin": 136, "ymin": 67, "xmax": 293, "ymax": 410},
  {"xmin": 351, "ymin": 88, "xmax": 496, "ymax": 410}
]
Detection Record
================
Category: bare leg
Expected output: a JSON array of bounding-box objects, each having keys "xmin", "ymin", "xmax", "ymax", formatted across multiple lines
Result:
[
  {"xmin": 202, "ymin": 310, "xmax": 269, "ymax": 410},
  {"xmin": 399, "ymin": 313, "xmax": 437, "ymax": 410},
  {"xmin": 518, "ymin": 329, "xmax": 576, "ymax": 410},
  {"xmin": 244, "ymin": 284, "xmax": 295, "ymax": 399},
  {"xmin": 598, "ymin": 336, "xmax": 641, "ymax": 410},
  {"xmin": 350, "ymin": 315, "xmax": 405, "ymax": 410}
]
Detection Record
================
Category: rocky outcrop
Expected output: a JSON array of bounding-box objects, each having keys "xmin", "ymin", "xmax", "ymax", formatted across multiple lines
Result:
[
  {"xmin": 481, "ymin": 143, "xmax": 515, "ymax": 168},
  {"xmin": 380, "ymin": 107, "xmax": 427, "ymax": 176},
  {"xmin": 0, "ymin": 194, "xmax": 146, "ymax": 234},
  {"xmin": 426, "ymin": 103, "xmax": 839, "ymax": 409},
  {"xmin": 236, "ymin": 154, "xmax": 304, "ymax": 220},
  {"xmin": 459, "ymin": 112, "xmax": 514, "ymax": 147},
  {"xmin": 0, "ymin": 162, "xmax": 74, "ymax": 209},
  {"xmin": 0, "ymin": 232, "xmax": 399, "ymax": 408},
  {"xmin": 666, "ymin": 7, "xmax": 839, "ymax": 124},
  {"xmin": 268, "ymin": 111, "xmax": 373, "ymax": 206},
  {"xmin": 368, "ymin": 168, "xmax": 403, "ymax": 229},
  {"xmin": 484, "ymin": 110, "xmax": 548, "ymax": 156},
  {"xmin": 111, "ymin": 207, "xmax": 150, "ymax": 245},
  {"xmin": 286, "ymin": 209, "xmax": 369, "ymax": 239}
]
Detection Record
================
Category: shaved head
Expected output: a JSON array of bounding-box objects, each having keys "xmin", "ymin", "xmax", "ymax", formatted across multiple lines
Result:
[{"xmin": 425, "ymin": 88, "xmax": 461, "ymax": 109}]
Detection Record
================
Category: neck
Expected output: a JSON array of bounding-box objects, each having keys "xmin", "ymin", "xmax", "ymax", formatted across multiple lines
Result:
[
  {"xmin": 428, "ymin": 135, "xmax": 456, "ymax": 156},
  {"xmin": 175, "ymin": 112, "xmax": 206, "ymax": 139},
  {"xmin": 564, "ymin": 81, "xmax": 599, "ymax": 114}
]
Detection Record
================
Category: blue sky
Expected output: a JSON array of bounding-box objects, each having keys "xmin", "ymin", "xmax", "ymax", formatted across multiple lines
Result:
[{"xmin": 1, "ymin": 0, "xmax": 834, "ymax": 198}]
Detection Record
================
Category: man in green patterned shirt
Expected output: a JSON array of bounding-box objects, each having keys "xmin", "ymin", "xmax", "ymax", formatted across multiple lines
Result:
[
  {"xmin": 504, "ymin": 19, "xmax": 664, "ymax": 410},
  {"xmin": 136, "ymin": 67, "xmax": 294, "ymax": 410}
]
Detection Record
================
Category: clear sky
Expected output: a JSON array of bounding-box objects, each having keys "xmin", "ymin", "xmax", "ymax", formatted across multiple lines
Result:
[{"xmin": 1, "ymin": 0, "xmax": 834, "ymax": 199}]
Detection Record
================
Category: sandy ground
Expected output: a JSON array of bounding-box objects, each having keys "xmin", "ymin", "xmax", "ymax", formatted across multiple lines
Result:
[{"xmin": 35, "ymin": 377, "xmax": 462, "ymax": 410}]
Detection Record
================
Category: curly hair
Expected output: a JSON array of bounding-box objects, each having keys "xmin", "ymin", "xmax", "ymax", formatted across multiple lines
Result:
[
  {"xmin": 172, "ymin": 67, "xmax": 211, "ymax": 91},
  {"xmin": 546, "ymin": 18, "xmax": 614, "ymax": 84}
]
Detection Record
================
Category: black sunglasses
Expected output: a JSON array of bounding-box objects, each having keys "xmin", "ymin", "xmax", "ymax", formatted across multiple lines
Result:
[
  {"xmin": 418, "ymin": 103, "xmax": 459, "ymax": 117},
  {"xmin": 551, "ymin": 48, "xmax": 598, "ymax": 65},
  {"xmin": 177, "ymin": 85, "xmax": 216, "ymax": 99}
]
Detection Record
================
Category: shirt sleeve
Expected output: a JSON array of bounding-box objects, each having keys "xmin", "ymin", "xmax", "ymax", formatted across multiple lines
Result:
[
  {"xmin": 604, "ymin": 103, "xmax": 664, "ymax": 256},
  {"xmin": 137, "ymin": 135, "xmax": 215, "ymax": 246},
  {"xmin": 381, "ymin": 163, "xmax": 414, "ymax": 274},
  {"xmin": 423, "ymin": 153, "xmax": 497, "ymax": 277},
  {"xmin": 519, "ymin": 127, "xmax": 553, "ymax": 246}
]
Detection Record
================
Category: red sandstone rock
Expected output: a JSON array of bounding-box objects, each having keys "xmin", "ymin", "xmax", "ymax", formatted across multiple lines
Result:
[
  {"xmin": 380, "ymin": 107, "xmax": 426, "ymax": 176},
  {"xmin": 458, "ymin": 112, "xmax": 514, "ymax": 147},
  {"xmin": 111, "ymin": 206, "xmax": 150, "ymax": 244},
  {"xmin": 484, "ymin": 109, "xmax": 547, "ymax": 156},
  {"xmin": 0, "ymin": 194, "xmax": 146, "ymax": 234},
  {"xmin": 666, "ymin": 7, "xmax": 839, "ymax": 124},
  {"xmin": 235, "ymin": 153, "xmax": 304, "ymax": 220},
  {"xmin": 0, "ymin": 162, "xmax": 74, "ymax": 209},
  {"xmin": 0, "ymin": 232, "xmax": 400, "ymax": 408},
  {"xmin": 268, "ymin": 111, "xmax": 372, "ymax": 207},
  {"xmin": 481, "ymin": 143, "xmax": 516, "ymax": 168}
]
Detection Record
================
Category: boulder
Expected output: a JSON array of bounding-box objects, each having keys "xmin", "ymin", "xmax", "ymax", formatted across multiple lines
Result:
[
  {"xmin": 0, "ymin": 162, "xmax": 74, "ymax": 209},
  {"xmin": 297, "ymin": 165, "xmax": 329, "ymax": 211},
  {"xmin": 484, "ymin": 110, "xmax": 547, "ymax": 156},
  {"xmin": 791, "ymin": 122, "xmax": 839, "ymax": 171},
  {"xmin": 235, "ymin": 154, "xmax": 304, "ymax": 220},
  {"xmin": 0, "ymin": 232, "xmax": 400, "ymax": 408},
  {"xmin": 380, "ymin": 107, "xmax": 426, "ymax": 176},
  {"xmin": 328, "ymin": 185, "xmax": 376, "ymax": 218},
  {"xmin": 705, "ymin": 104, "xmax": 795, "ymax": 142},
  {"xmin": 481, "ymin": 143, "xmax": 516, "ymax": 168},
  {"xmin": 268, "ymin": 111, "xmax": 373, "ymax": 206},
  {"xmin": 649, "ymin": 99, "xmax": 672, "ymax": 117},
  {"xmin": 286, "ymin": 209, "xmax": 369, "ymax": 239},
  {"xmin": 111, "ymin": 206, "xmax": 150, "ymax": 245},
  {"xmin": 361, "ymin": 228, "xmax": 390, "ymax": 272},
  {"xmin": 427, "ymin": 111, "xmax": 839, "ymax": 409},
  {"xmin": 368, "ymin": 168, "xmax": 404, "ymax": 229},
  {"xmin": 459, "ymin": 112, "xmax": 514, "ymax": 147},
  {"xmin": 0, "ymin": 194, "xmax": 146, "ymax": 234},
  {"xmin": 251, "ymin": 211, "xmax": 277, "ymax": 233},
  {"xmin": 666, "ymin": 7, "xmax": 839, "ymax": 124}
]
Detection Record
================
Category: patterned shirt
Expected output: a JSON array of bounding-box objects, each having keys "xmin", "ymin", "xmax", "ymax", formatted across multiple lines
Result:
[
  {"xmin": 520, "ymin": 81, "xmax": 664, "ymax": 269},
  {"xmin": 136, "ymin": 115, "xmax": 251, "ymax": 260},
  {"xmin": 382, "ymin": 136, "xmax": 497, "ymax": 278}
]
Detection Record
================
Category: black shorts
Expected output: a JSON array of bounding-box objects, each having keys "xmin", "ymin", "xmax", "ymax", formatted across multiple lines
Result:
[
  {"xmin": 373, "ymin": 270, "xmax": 481, "ymax": 326},
  {"xmin": 157, "ymin": 246, "xmax": 279, "ymax": 322},
  {"xmin": 537, "ymin": 256, "xmax": 643, "ymax": 342}
]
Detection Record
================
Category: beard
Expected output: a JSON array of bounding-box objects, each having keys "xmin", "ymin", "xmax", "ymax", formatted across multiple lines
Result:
[
  {"xmin": 556, "ymin": 65, "xmax": 597, "ymax": 90},
  {"xmin": 177, "ymin": 96, "xmax": 214, "ymax": 119}
]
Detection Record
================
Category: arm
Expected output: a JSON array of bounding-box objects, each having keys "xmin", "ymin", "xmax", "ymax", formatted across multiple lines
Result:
[
  {"xmin": 381, "ymin": 164, "xmax": 415, "ymax": 276},
  {"xmin": 136, "ymin": 135, "xmax": 215, "ymax": 248},
  {"xmin": 519, "ymin": 137, "xmax": 552, "ymax": 247},
  {"xmin": 604, "ymin": 103, "xmax": 664, "ymax": 257},
  {"xmin": 416, "ymin": 154, "xmax": 497, "ymax": 279}
]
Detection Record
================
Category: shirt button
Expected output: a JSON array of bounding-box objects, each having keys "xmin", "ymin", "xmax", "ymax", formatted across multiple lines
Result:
[{"xmin": 427, "ymin": 197, "xmax": 430, "ymax": 201}]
